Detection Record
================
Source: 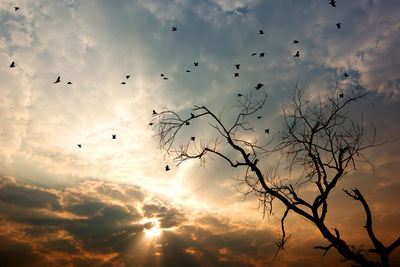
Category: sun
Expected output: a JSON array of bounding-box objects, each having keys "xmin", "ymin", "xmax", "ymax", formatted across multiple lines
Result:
[{"xmin": 143, "ymin": 218, "xmax": 162, "ymax": 238}]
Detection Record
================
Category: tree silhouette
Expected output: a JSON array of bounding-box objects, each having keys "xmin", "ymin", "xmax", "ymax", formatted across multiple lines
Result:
[{"xmin": 152, "ymin": 86, "xmax": 399, "ymax": 267}]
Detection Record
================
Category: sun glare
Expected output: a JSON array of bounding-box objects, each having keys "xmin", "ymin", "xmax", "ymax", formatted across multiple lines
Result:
[{"xmin": 143, "ymin": 218, "xmax": 162, "ymax": 238}]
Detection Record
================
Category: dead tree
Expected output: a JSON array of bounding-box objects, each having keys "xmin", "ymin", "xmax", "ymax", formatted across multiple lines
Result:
[{"xmin": 151, "ymin": 87, "xmax": 399, "ymax": 267}]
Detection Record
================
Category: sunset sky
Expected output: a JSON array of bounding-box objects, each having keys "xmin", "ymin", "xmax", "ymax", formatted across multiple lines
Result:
[{"xmin": 1, "ymin": 0, "xmax": 400, "ymax": 266}]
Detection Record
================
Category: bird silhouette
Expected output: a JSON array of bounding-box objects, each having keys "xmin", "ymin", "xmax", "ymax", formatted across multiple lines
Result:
[
  {"xmin": 237, "ymin": 93, "xmax": 242, "ymax": 97},
  {"xmin": 191, "ymin": 113, "xmax": 195, "ymax": 118},
  {"xmin": 344, "ymin": 72, "xmax": 349, "ymax": 77},
  {"xmin": 149, "ymin": 122, "xmax": 154, "ymax": 126},
  {"xmin": 339, "ymin": 93, "xmax": 344, "ymax": 98},
  {"xmin": 260, "ymin": 53, "xmax": 265, "ymax": 57},
  {"xmin": 294, "ymin": 51, "xmax": 300, "ymax": 57},
  {"xmin": 251, "ymin": 53, "xmax": 257, "ymax": 56},
  {"xmin": 185, "ymin": 121, "xmax": 190, "ymax": 126},
  {"xmin": 194, "ymin": 62, "xmax": 199, "ymax": 66},
  {"xmin": 235, "ymin": 64, "xmax": 240, "ymax": 70},
  {"xmin": 163, "ymin": 77, "xmax": 168, "ymax": 80},
  {"xmin": 265, "ymin": 129, "xmax": 270, "ymax": 134},
  {"xmin": 54, "ymin": 76, "xmax": 61, "ymax": 84},
  {"xmin": 165, "ymin": 165, "xmax": 170, "ymax": 171},
  {"xmin": 234, "ymin": 73, "xmax": 239, "ymax": 77},
  {"xmin": 259, "ymin": 30, "xmax": 264, "ymax": 34},
  {"xmin": 161, "ymin": 74, "xmax": 165, "ymax": 77},
  {"xmin": 112, "ymin": 134, "xmax": 116, "ymax": 139},
  {"xmin": 293, "ymin": 40, "xmax": 299, "ymax": 43},
  {"xmin": 67, "ymin": 82, "xmax": 72, "ymax": 84},
  {"xmin": 121, "ymin": 82, "xmax": 126, "ymax": 84},
  {"xmin": 14, "ymin": 7, "xmax": 19, "ymax": 11},
  {"xmin": 255, "ymin": 83, "xmax": 264, "ymax": 90},
  {"xmin": 153, "ymin": 109, "xmax": 157, "ymax": 115},
  {"xmin": 257, "ymin": 116, "xmax": 262, "ymax": 119},
  {"xmin": 172, "ymin": 26, "xmax": 177, "ymax": 31},
  {"xmin": 126, "ymin": 75, "xmax": 130, "ymax": 79},
  {"xmin": 329, "ymin": 0, "xmax": 336, "ymax": 7},
  {"xmin": 336, "ymin": 23, "xmax": 341, "ymax": 29},
  {"xmin": 191, "ymin": 137, "xmax": 195, "ymax": 141},
  {"xmin": 77, "ymin": 144, "xmax": 82, "ymax": 148},
  {"xmin": 186, "ymin": 70, "xmax": 191, "ymax": 72},
  {"xmin": 10, "ymin": 61, "xmax": 15, "ymax": 68}
]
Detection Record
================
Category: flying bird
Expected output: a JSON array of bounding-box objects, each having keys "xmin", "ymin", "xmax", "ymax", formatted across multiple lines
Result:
[
  {"xmin": 121, "ymin": 82, "xmax": 126, "ymax": 84},
  {"xmin": 186, "ymin": 70, "xmax": 191, "ymax": 72},
  {"xmin": 251, "ymin": 53, "xmax": 257, "ymax": 56},
  {"xmin": 260, "ymin": 53, "xmax": 265, "ymax": 57},
  {"xmin": 126, "ymin": 75, "xmax": 130, "ymax": 79},
  {"xmin": 294, "ymin": 51, "xmax": 300, "ymax": 58},
  {"xmin": 259, "ymin": 30, "xmax": 264, "ymax": 34},
  {"xmin": 67, "ymin": 82, "xmax": 72, "ymax": 84},
  {"xmin": 336, "ymin": 23, "xmax": 341, "ymax": 29},
  {"xmin": 14, "ymin": 7, "xmax": 19, "ymax": 11},
  {"xmin": 161, "ymin": 74, "xmax": 165, "ymax": 77},
  {"xmin": 329, "ymin": 0, "xmax": 336, "ymax": 7},
  {"xmin": 237, "ymin": 93, "xmax": 242, "ymax": 97},
  {"xmin": 77, "ymin": 144, "xmax": 82, "ymax": 148},
  {"xmin": 163, "ymin": 77, "xmax": 168, "ymax": 80},
  {"xmin": 54, "ymin": 76, "xmax": 61, "ymax": 84},
  {"xmin": 194, "ymin": 62, "xmax": 199, "ymax": 66},
  {"xmin": 257, "ymin": 116, "xmax": 262, "ymax": 119},
  {"xmin": 235, "ymin": 64, "xmax": 240, "ymax": 70},
  {"xmin": 172, "ymin": 26, "xmax": 177, "ymax": 31},
  {"xmin": 234, "ymin": 73, "xmax": 239, "ymax": 77},
  {"xmin": 165, "ymin": 165, "xmax": 170, "ymax": 171},
  {"xmin": 293, "ymin": 40, "xmax": 299, "ymax": 44},
  {"xmin": 112, "ymin": 134, "xmax": 116, "ymax": 139},
  {"xmin": 344, "ymin": 72, "xmax": 349, "ymax": 77},
  {"xmin": 10, "ymin": 61, "xmax": 15, "ymax": 68},
  {"xmin": 265, "ymin": 129, "xmax": 270, "ymax": 134},
  {"xmin": 191, "ymin": 137, "xmax": 195, "ymax": 141},
  {"xmin": 255, "ymin": 83, "xmax": 264, "ymax": 90},
  {"xmin": 149, "ymin": 122, "xmax": 154, "ymax": 126}
]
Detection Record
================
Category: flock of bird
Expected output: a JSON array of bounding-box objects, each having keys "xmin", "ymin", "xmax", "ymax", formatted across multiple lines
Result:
[{"xmin": 7, "ymin": 1, "xmax": 347, "ymax": 172}]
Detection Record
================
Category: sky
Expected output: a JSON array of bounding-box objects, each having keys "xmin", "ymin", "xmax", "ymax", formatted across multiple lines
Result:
[{"xmin": 0, "ymin": 0, "xmax": 400, "ymax": 266}]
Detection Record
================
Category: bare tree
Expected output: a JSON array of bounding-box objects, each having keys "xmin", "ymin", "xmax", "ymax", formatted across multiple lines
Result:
[{"xmin": 151, "ymin": 86, "xmax": 399, "ymax": 267}]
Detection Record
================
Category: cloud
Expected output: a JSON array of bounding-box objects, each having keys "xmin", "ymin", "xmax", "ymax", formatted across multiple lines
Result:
[{"xmin": 0, "ymin": 176, "xmax": 287, "ymax": 266}]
